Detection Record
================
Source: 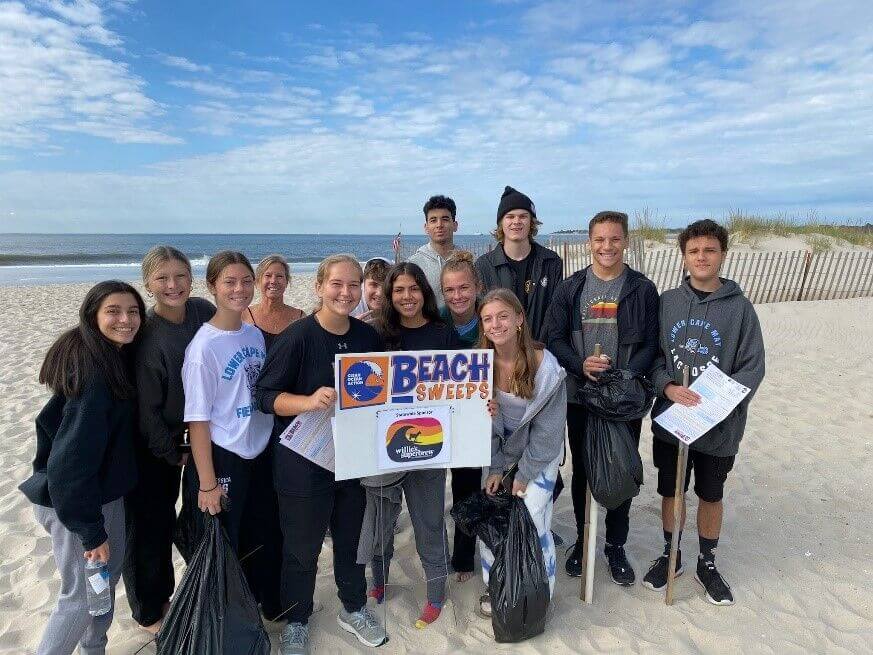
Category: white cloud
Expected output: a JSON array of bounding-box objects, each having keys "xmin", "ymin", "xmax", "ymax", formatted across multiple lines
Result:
[
  {"xmin": 157, "ymin": 53, "xmax": 212, "ymax": 73},
  {"xmin": 169, "ymin": 79, "xmax": 240, "ymax": 99}
]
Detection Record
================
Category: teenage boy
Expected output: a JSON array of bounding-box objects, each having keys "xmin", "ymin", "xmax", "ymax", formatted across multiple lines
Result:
[
  {"xmin": 408, "ymin": 195, "xmax": 458, "ymax": 307},
  {"xmin": 352, "ymin": 257, "xmax": 390, "ymax": 323},
  {"xmin": 475, "ymin": 186, "xmax": 562, "ymax": 341},
  {"xmin": 545, "ymin": 211, "xmax": 659, "ymax": 585},
  {"xmin": 643, "ymin": 219, "xmax": 765, "ymax": 605}
]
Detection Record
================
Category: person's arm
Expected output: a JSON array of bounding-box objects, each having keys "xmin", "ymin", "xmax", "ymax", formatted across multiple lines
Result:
[
  {"xmin": 516, "ymin": 378, "xmax": 567, "ymax": 488},
  {"xmin": 729, "ymin": 302, "xmax": 766, "ymax": 402},
  {"xmin": 545, "ymin": 280, "xmax": 584, "ymax": 375},
  {"xmin": 46, "ymin": 380, "xmax": 112, "ymax": 551},
  {"xmin": 136, "ymin": 357, "xmax": 183, "ymax": 465},
  {"xmin": 181, "ymin": 358, "xmax": 223, "ymax": 513},
  {"xmin": 627, "ymin": 280, "xmax": 661, "ymax": 375}
]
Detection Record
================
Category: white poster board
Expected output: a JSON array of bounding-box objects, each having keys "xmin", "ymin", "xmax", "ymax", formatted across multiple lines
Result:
[{"xmin": 332, "ymin": 349, "xmax": 493, "ymax": 481}]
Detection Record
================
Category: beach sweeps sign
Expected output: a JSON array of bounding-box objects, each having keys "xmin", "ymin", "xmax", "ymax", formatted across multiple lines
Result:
[{"xmin": 333, "ymin": 349, "xmax": 493, "ymax": 481}]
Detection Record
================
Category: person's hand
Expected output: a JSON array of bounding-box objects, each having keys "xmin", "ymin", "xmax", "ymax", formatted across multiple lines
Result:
[
  {"xmin": 84, "ymin": 541, "xmax": 110, "ymax": 564},
  {"xmin": 484, "ymin": 474, "xmax": 503, "ymax": 496},
  {"xmin": 198, "ymin": 485, "xmax": 225, "ymax": 515},
  {"xmin": 582, "ymin": 354, "xmax": 611, "ymax": 381},
  {"xmin": 308, "ymin": 387, "xmax": 337, "ymax": 411},
  {"xmin": 486, "ymin": 398, "xmax": 498, "ymax": 417},
  {"xmin": 664, "ymin": 382, "xmax": 701, "ymax": 407},
  {"xmin": 358, "ymin": 309, "xmax": 376, "ymax": 324},
  {"xmin": 512, "ymin": 479, "xmax": 528, "ymax": 497}
]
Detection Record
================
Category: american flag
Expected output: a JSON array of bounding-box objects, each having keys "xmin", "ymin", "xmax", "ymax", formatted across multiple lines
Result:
[{"xmin": 392, "ymin": 231, "xmax": 401, "ymax": 253}]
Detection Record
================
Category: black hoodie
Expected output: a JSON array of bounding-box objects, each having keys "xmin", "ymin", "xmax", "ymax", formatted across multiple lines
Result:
[{"xmin": 650, "ymin": 277, "xmax": 766, "ymax": 457}]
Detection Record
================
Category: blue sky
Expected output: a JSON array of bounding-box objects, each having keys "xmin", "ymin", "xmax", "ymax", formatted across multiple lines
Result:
[{"xmin": 1, "ymin": 0, "xmax": 871, "ymax": 233}]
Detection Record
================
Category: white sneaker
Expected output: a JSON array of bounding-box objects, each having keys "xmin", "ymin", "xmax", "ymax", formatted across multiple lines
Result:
[{"xmin": 337, "ymin": 606, "xmax": 388, "ymax": 647}]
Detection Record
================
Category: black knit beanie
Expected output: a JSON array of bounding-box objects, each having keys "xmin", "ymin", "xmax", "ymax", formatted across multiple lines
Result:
[{"xmin": 496, "ymin": 186, "xmax": 536, "ymax": 223}]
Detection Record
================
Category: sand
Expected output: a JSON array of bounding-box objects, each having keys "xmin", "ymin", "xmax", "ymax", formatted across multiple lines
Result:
[{"xmin": 1, "ymin": 279, "xmax": 871, "ymax": 654}]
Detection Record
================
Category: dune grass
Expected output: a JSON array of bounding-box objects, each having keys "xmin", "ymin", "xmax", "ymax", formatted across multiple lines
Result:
[
  {"xmin": 726, "ymin": 210, "xmax": 872, "ymax": 248},
  {"xmin": 630, "ymin": 208, "xmax": 669, "ymax": 243}
]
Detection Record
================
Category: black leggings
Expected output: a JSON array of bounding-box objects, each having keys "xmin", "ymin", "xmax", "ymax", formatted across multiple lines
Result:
[{"xmin": 567, "ymin": 403, "xmax": 641, "ymax": 547}]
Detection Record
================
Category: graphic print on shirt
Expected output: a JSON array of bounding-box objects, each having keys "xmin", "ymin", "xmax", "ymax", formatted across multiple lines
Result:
[
  {"xmin": 219, "ymin": 344, "xmax": 265, "ymax": 419},
  {"xmin": 668, "ymin": 317, "xmax": 723, "ymax": 379}
]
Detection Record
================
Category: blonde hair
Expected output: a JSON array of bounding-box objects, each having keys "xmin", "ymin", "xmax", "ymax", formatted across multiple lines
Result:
[
  {"xmin": 141, "ymin": 245, "xmax": 191, "ymax": 284},
  {"xmin": 256, "ymin": 254, "xmax": 290, "ymax": 281},
  {"xmin": 440, "ymin": 249, "xmax": 481, "ymax": 290},
  {"xmin": 316, "ymin": 253, "xmax": 363, "ymax": 285},
  {"xmin": 477, "ymin": 288, "xmax": 539, "ymax": 399}
]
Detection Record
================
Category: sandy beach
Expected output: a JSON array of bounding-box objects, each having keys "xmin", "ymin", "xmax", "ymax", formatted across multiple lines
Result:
[{"xmin": 1, "ymin": 278, "xmax": 871, "ymax": 654}]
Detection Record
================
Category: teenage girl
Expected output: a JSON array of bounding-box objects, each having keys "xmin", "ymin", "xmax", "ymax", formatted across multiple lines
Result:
[
  {"xmin": 20, "ymin": 281, "xmax": 145, "ymax": 655},
  {"xmin": 362, "ymin": 262, "xmax": 460, "ymax": 628},
  {"xmin": 123, "ymin": 246, "xmax": 214, "ymax": 632},
  {"xmin": 439, "ymin": 250, "xmax": 484, "ymax": 582},
  {"xmin": 255, "ymin": 254, "xmax": 388, "ymax": 654},
  {"xmin": 477, "ymin": 289, "xmax": 567, "ymax": 618},
  {"xmin": 181, "ymin": 250, "xmax": 280, "ymax": 618}
]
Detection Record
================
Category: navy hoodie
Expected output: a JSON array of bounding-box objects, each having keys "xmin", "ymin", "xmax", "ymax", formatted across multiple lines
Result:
[{"xmin": 650, "ymin": 277, "xmax": 765, "ymax": 457}]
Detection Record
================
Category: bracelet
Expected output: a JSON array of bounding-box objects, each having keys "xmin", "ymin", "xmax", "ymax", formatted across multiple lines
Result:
[{"xmin": 199, "ymin": 482, "xmax": 219, "ymax": 493}]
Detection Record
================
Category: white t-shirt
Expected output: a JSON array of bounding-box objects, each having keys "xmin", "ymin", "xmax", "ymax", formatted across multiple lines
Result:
[{"xmin": 182, "ymin": 322, "xmax": 273, "ymax": 459}]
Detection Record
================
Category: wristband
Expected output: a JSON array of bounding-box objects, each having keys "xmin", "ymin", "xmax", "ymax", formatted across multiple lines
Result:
[{"xmin": 199, "ymin": 482, "xmax": 219, "ymax": 493}]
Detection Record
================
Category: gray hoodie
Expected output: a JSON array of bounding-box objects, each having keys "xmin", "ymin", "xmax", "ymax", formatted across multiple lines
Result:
[
  {"xmin": 408, "ymin": 242, "xmax": 449, "ymax": 306},
  {"xmin": 650, "ymin": 277, "xmax": 765, "ymax": 457},
  {"xmin": 490, "ymin": 349, "xmax": 567, "ymax": 485}
]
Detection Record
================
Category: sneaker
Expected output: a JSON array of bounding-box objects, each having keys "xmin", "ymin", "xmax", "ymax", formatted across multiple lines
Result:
[
  {"xmin": 642, "ymin": 552, "xmax": 684, "ymax": 592},
  {"xmin": 478, "ymin": 593, "xmax": 492, "ymax": 618},
  {"xmin": 565, "ymin": 539, "xmax": 583, "ymax": 577},
  {"xmin": 337, "ymin": 607, "xmax": 388, "ymax": 647},
  {"xmin": 279, "ymin": 622, "xmax": 310, "ymax": 655},
  {"xmin": 604, "ymin": 544, "xmax": 635, "ymax": 586},
  {"xmin": 695, "ymin": 557, "xmax": 735, "ymax": 605}
]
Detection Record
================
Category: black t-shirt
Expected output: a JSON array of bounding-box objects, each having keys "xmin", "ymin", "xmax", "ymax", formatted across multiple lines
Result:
[
  {"xmin": 692, "ymin": 286, "xmax": 712, "ymax": 300},
  {"xmin": 505, "ymin": 247, "xmax": 533, "ymax": 303},
  {"xmin": 392, "ymin": 320, "xmax": 463, "ymax": 351},
  {"xmin": 255, "ymin": 314, "xmax": 383, "ymax": 496}
]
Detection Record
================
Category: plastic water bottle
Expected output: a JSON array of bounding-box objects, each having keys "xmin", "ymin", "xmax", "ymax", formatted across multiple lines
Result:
[{"xmin": 84, "ymin": 559, "xmax": 112, "ymax": 616}]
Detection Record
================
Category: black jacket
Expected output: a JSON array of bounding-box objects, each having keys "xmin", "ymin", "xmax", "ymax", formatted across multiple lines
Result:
[
  {"xmin": 475, "ymin": 241, "xmax": 563, "ymax": 341},
  {"xmin": 19, "ymin": 374, "xmax": 138, "ymax": 549},
  {"xmin": 545, "ymin": 265, "xmax": 659, "ymax": 403}
]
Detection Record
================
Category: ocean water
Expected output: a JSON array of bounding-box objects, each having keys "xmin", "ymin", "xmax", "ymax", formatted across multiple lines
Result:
[{"xmin": 0, "ymin": 233, "xmax": 502, "ymax": 285}]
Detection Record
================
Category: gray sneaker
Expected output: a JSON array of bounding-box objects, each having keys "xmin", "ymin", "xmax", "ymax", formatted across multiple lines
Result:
[
  {"xmin": 337, "ymin": 607, "xmax": 388, "ymax": 647},
  {"xmin": 279, "ymin": 622, "xmax": 310, "ymax": 655}
]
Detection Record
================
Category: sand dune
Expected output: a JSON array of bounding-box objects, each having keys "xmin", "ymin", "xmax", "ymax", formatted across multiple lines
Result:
[{"xmin": 0, "ymin": 280, "xmax": 871, "ymax": 654}]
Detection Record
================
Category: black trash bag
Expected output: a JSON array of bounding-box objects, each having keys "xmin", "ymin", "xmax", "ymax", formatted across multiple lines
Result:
[
  {"xmin": 450, "ymin": 489, "xmax": 513, "ymax": 553},
  {"xmin": 157, "ymin": 513, "xmax": 271, "ymax": 655},
  {"xmin": 174, "ymin": 489, "xmax": 204, "ymax": 563},
  {"xmin": 580, "ymin": 370, "xmax": 654, "ymax": 510},
  {"xmin": 488, "ymin": 495, "xmax": 550, "ymax": 643}
]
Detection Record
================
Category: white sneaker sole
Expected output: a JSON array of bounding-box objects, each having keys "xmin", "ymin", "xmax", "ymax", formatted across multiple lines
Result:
[
  {"xmin": 642, "ymin": 563, "xmax": 685, "ymax": 592},
  {"xmin": 337, "ymin": 615, "xmax": 388, "ymax": 648},
  {"xmin": 694, "ymin": 572, "xmax": 735, "ymax": 605}
]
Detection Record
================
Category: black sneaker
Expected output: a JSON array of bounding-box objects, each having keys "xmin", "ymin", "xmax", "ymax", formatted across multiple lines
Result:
[
  {"xmin": 603, "ymin": 544, "xmax": 635, "ymax": 586},
  {"xmin": 565, "ymin": 540, "xmax": 583, "ymax": 577},
  {"xmin": 642, "ymin": 552, "xmax": 684, "ymax": 592},
  {"xmin": 695, "ymin": 557, "xmax": 734, "ymax": 605}
]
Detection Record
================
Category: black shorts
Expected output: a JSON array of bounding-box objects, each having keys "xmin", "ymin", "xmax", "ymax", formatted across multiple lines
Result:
[{"xmin": 652, "ymin": 437, "xmax": 735, "ymax": 503}]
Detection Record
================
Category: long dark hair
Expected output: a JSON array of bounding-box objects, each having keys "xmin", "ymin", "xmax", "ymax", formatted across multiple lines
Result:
[
  {"xmin": 378, "ymin": 262, "xmax": 443, "ymax": 347},
  {"xmin": 39, "ymin": 281, "xmax": 146, "ymax": 399}
]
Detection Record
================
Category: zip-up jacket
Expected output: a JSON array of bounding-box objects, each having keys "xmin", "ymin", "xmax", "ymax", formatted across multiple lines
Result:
[
  {"xmin": 490, "ymin": 349, "xmax": 567, "ymax": 485},
  {"xmin": 545, "ymin": 265, "xmax": 659, "ymax": 403},
  {"xmin": 650, "ymin": 277, "xmax": 765, "ymax": 456},
  {"xmin": 475, "ymin": 241, "xmax": 563, "ymax": 341}
]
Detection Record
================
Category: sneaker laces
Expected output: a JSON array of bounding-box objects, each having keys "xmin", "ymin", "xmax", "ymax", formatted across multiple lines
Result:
[
  {"xmin": 281, "ymin": 623, "xmax": 307, "ymax": 645},
  {"xmin": 701, "ymin": 559, "xmax": 732, "ymax": 589},
  {"xmin": 357, "ymin": 607, "xmax": 381, "ymax": 631}
]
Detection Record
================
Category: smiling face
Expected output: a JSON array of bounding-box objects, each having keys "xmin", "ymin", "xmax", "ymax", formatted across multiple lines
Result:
[
  {"xmin": 683, "ymin": 235, "xmax": 725, "ymax": 285},
  {"xmin": 363, "ymin": 277, "xmax": 384, "ymax": 311},
  {"xmin": 209, "ymin": 263, "xmax": 255, "ymax": 313},
  {"xmin": 480, "ymin": 298, "xmax": 523, "ymax": 348},
  {"xmin": 589, "ymin": 220, "xmax": 628, "ymax": 274},
  {"xmin": 97, "ymin": 292, "xmax": 142, "ymax": 347},
  {"xmin": 500, "ymin": 209, "xmax": 532, "ymax": 243},
  {"xmin": 391, "ymin": 273, "xmax": 425, "ymax": 322},
  {"xmin": 424, "ymin": 208, "xmax": 457, "ymax": 247},
  {"xmin": 316, "ymin": 261, "xmax": 362, "ymax": 317},
  {"xmin": 146, "ymin": 258, "xmax": 191, "ymax": 310},
  {"xmin": 259, "ymin": 262, "xmax": 288, "ymax": 300},
  {"xmin": 441, "ymin": 268, "xmax": 478, "ymax": 320}
]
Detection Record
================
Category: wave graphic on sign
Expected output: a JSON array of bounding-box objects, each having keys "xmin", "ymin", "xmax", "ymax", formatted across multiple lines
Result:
[{"xmin": 385, "ymin": 416, "xmax": 443, "ymax": 462}]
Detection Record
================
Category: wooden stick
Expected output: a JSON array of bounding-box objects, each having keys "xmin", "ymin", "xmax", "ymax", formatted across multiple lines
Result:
[
  {"xmin": 666, "ymin": 367, "xmax": 691, "ymax": 605},
  {"xmin": 580, "ymin": 343, "xmax": 602, "ymax": 603}
]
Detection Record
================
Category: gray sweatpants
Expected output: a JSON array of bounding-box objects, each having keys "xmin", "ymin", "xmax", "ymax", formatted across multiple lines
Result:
[
  {"xmin": 33, "ymin": 498, "xmax": 126, "ymax": 655},
  {"xmin": 364, "ymin": 469, "xmax": 449, "ymax": 604}
]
